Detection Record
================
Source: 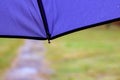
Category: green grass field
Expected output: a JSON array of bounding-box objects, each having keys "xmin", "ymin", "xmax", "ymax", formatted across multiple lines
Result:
[
  {"xmin": 46, "ymin": 26, "xmax": 120, "ymax": 80},
  {"xmin": 0, "ymin": 39, "xmax": 23, "ymax": 78},
  {"xmin": 0, "ymin": 26, "xmax": 120, "ymax": 80}
]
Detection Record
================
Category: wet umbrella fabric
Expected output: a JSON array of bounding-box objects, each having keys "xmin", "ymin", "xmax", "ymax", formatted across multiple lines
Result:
[{"xmin": 0, "ymin": 0, "xmax": 120, "ymax": 41}]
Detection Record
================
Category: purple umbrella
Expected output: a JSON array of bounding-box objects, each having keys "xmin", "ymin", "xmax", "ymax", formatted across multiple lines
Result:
[{"xmin": 0, "ymin": 0, "xmax": 120, "ymax": 43}]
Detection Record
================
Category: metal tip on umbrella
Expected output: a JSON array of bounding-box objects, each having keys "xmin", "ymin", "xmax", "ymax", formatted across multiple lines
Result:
[{"xmin": 48, "ymin": 39, "xmax": 51, "ymax": 44}]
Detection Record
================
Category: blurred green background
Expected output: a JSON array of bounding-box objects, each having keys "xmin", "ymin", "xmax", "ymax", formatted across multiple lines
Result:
[{"xmin": 0, "ymin": 25, "xmax": 120, "ymax": 80}]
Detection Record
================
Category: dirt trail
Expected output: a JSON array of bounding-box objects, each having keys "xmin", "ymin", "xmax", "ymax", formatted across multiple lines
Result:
[{"xmin": 4, "ymin": 40, "xmax": 53, "ymax": 80}]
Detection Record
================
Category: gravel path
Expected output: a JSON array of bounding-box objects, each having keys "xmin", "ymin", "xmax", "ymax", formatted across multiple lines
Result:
[{"xmin": 4, "ymin": 40, "xmax": 52, "ymax": 80}]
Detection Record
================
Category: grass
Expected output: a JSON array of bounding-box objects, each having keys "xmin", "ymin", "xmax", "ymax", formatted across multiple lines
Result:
[
  {"xmin": 0, "ymin": 39, "xmax": 23, "ymax": 78},
  {"xmin": 46, "ymin": 26, "xmax": 120, "ymax": 80},
  {"xmin": 0, "ymin": 26, "xmax": 120, "ymax": 80}
]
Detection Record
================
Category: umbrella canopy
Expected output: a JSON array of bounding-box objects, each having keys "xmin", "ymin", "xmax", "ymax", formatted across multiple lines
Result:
[{"xmin": 0, "ymin": 0, "xmax": 120, "ymax": 42}]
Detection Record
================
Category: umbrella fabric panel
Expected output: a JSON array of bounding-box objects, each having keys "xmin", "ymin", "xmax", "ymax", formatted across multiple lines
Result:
[
  {"xmin": 0, "ymin": 0, "xmax": 46, "ymax": 39},
  {"xmin": 42, "ymin": 0, "xmax": 120, "ymax": 38},
  {"xmin": 0, "ymin": 0, "xmax": 120, "ymax": 40}
]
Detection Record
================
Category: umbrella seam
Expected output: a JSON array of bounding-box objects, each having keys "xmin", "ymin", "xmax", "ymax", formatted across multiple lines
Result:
[{"xmin": 37, "ymin": 0, "xmax": 51, "ymax": 43}]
